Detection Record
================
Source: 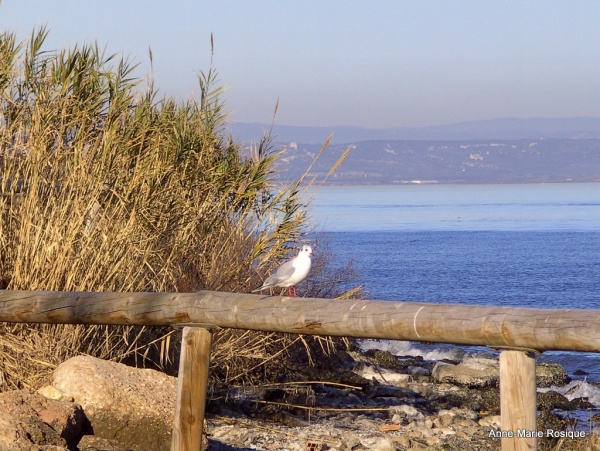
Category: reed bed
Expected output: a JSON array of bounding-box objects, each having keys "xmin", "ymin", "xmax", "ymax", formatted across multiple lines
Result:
[{"xmin": 0, "ymin": 28, "xmax": 355, "ymax": 390}]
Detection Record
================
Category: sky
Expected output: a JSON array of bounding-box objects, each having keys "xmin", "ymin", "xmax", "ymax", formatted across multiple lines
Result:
[{"xmin": 1, "ymin": 1, "xmax": 600, "ymax": 128}]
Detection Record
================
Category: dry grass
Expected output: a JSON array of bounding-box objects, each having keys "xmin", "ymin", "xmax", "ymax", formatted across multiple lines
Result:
[
  {"xmin": 0, "ymin": 28, "xmax": 357, "ymax": 390},
  {"xmin": 540, "ymin": 432, "xmax": 600, "ymax": 451}
]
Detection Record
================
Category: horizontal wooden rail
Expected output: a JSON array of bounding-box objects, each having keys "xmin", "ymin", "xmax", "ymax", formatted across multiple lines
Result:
[
  {"xmin": 1, "ymin": 290, "xmax": 599, "ymax": 451},
  {"xmin": 0, "ymin": 290, "xmax": 599, "ymax": 352}
]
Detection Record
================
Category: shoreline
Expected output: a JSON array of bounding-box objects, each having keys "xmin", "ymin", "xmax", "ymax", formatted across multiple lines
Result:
[{"xmin": 302, "ymin": 180, "xmax": 600, "ymax": 187}]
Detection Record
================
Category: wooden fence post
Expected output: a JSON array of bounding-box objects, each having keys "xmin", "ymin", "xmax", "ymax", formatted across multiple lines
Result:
[
  {"xmin": 171, "ymin": 326, "xmax": 213, "ymax": 451},
  {"xmin": 499, "ymin": 349, "xmax": 537, "ymax": 451}
]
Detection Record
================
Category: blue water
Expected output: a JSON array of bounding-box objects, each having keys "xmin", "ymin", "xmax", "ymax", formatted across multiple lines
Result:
[
  {"xmin": 307, "ymin": 183, "xmax": 600, "ymax": 232},
  {"xmin": 308, "ymin": 183, "xmax": 600, "ymax": 391},
  {"xmin": 320, "ymin": 231, "xmax": 600, "ymax": 309}
]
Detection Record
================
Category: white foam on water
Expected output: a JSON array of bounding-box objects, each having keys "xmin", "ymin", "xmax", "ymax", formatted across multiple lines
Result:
[
  {"xmin": 539, "ymin": 380, "xmax": 600, "ymax": 406},
  {"xmin": 539, "ymin": 380, "xmax": 600, "ymax": 431},
  {"xmin": 359, "ymin": 340, "xmax": 600, "ymax": 410},
  {"xmin": 358, "ymin": 339, "xmax": 469, "ymax": 362}
]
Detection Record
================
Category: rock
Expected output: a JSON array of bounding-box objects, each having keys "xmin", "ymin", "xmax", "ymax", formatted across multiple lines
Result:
[
  {"xmin": 537, "ymin": 410, "xmax": 570, "ymax": 434},
  {"xmin": 363, "ymin": 384, "xmax": 416, "ymax": 399},
  {"xmin": 537, "ymin": 390, "xmax": 573, "ymax": 411},
  {"xmin": 432, "ymin": 358, "xmax": 499, "ymax": 388},
  {"xmin": 424, "ymin": 435, "xmax": 442, "ymax": 446},
  {"xmin": 436, "ymin": 408, "xmax": 456, "ymax": 418},
  {"xmin": 354, "ymin": 363, "xmax": 412, "ymax": 385},
  {"xmin": 37, "ymin": 385, "xmax": 74, "ymax": 402},
  {"xmin": 452, "ymin": 407, "xmax": 480, "ymax": 421},
  {"xmin": 478, "ymin": 415, "xmax": 501, "ymax": 428},
  {"xmin": 362, "ymin": 349, "xmax": 406, "ymax": 370},
  {"xmin": 77, "ymin": 434, "xmax": 134, "ymax": 451},
  {"xmin": 0, "ymin": 390, "xmax": 87, "ymax": 450},
  {"xmin": 356, "ymin": 431, "xmax": 396, "ymax": 451},
  {"xmin": 407, "ymin": 366, "xmax": 430, "ymax": 378},
  {"xmin": 406, "ymin": 428, "xmax": 425, "ymax": 439},
  {"xmin": 438, "ymin": 427, "xmax": 457, "ymax": 436},
  {"xmin": 210, "ymin": 424, "xmax": 263, "ymax": 448},
  {"xmin": 536, "ymin": 363, "xmax": 570, "ymax": 388},
  {"xmin": 51, "ymin": 355, "xmax": 176, "ymax": 451},
  {"xmin": 454, "ymin": 418, "xmax": 480, "ymax": 430},
  {"xmin": 391, "ymin": 434, "xmax": 411, "ymax": 448},
  {"xmin": 410, "ymin": 382, "xmax": 434, "ymax": 397},
  {"xmin": 433, "ymin": 412, "xmax": 454, "ymax": 428},
  {"xmin": 432, "ymin": 359, "xmax": 570, "ymax": 391},
  {"xmin": 339, "ymin": 431, "xmax": 361, "ymax": 449},
  {"xmin": 0, "ymin": 412, "xmax": 65, "ymax": 451},
  {"xmin": 390, "ymin": 404, "xmax": 423, "ymax": 421}
]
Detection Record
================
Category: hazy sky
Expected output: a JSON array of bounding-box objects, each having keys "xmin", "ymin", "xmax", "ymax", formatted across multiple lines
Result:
[{"xmin": 1, "ymin": 1, "xmax": 600, "ymax": 128}]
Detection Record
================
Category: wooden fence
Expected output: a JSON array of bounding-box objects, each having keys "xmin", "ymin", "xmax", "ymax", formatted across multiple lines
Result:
[{"xmin": 1, "ymin": 289, "xmax": 599, "ymax": 451}]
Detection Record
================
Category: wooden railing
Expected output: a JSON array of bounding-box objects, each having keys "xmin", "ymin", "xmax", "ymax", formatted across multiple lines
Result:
[{"xmin": 1, "ymin": 290, "xmax": 599, "ymax": 451}]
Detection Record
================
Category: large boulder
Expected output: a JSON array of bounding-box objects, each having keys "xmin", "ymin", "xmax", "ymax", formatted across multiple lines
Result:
[
  {"xmin": 432, "ymin": 358, "xmax": 499, "ymax": 388},
  {"xmin": 433, "ymin": 357, "xmax": 570, "ymax": 390},
  {"xmin": 536, "ymin": 363, "xmax": 570, "ymax": 388},
  {"xmin": 50, "ymin": 355, "xmax": 177, "ymax": 451},
  {"xmin": 0, "ymin": 390, "xmax": 85, "ymax": 450}
]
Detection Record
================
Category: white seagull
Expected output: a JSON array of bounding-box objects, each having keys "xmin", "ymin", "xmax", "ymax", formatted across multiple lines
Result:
[{"xmin": 253, "ymin": 245, "xmax": 314, "ymax": 297}]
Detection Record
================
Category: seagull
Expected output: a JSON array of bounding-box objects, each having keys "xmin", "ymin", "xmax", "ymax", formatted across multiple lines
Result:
[{"xmin": 252, "ymin": 245, "xmax": 314, "ymax": 297}]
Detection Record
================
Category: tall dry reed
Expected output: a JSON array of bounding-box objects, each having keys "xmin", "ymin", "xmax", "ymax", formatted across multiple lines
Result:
[{"xmin": 0, "ymin": 28, "xmax": 354, "ymax": 390}]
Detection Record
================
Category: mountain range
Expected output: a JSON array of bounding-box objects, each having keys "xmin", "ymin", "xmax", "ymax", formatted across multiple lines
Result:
[
  {"xmin": 231, "ymin": 117, "xmax": 600, "ymax": 144},
  {"xmin": 231, "ymin": 117, "xmax": 600, "ymax": 184}
]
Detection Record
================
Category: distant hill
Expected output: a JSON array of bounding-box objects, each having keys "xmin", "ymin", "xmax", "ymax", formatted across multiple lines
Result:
[
  {"xmin": 254, "ymin": 138, "xmax": 600, "ymax": 185},
  {"xmin": 230, "ymin": 117, "xmax": 600, "ymax": 144},
  {"xmin": 231, "ymin": 118, "xmax": 600, "ymax": 184}
]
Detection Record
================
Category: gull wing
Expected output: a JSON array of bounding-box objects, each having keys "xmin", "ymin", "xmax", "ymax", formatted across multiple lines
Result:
[{"xmin": 264, "ymin": 259, "xmax": 296, "ymax": 285}]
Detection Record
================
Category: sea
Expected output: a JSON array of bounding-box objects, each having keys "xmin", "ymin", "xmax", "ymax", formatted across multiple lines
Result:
[{"xmin": 307, "ymin": 182, "xmax": 600, "ymax": 416}]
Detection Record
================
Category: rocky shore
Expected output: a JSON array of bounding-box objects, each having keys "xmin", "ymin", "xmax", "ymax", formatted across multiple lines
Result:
[
  {"xmin": 205, "ymin": 348, "xmax": 600, "ymax": 451},
  {"xmin": 0, "ymin": 345, "xmax": 599, "ymax": 450}
]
